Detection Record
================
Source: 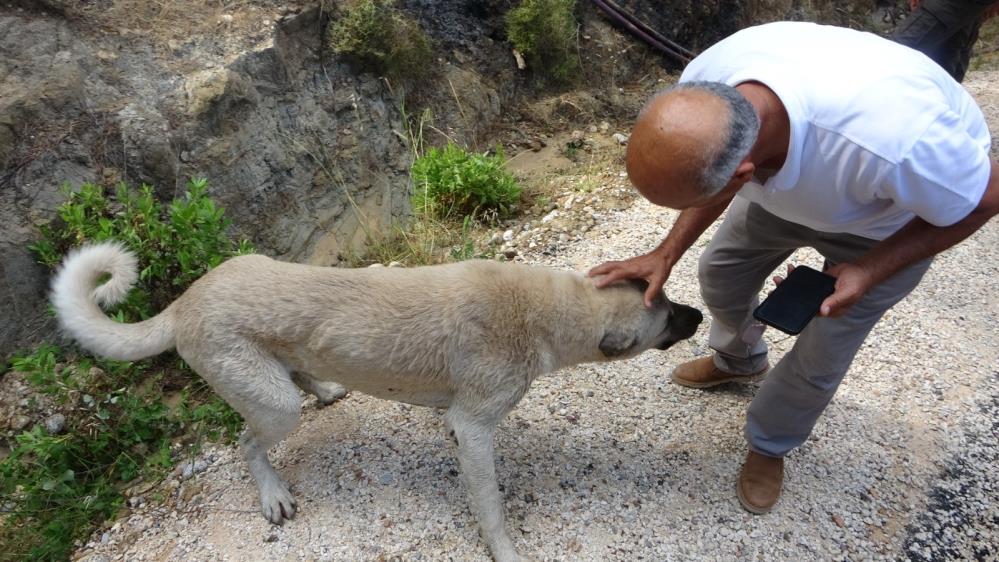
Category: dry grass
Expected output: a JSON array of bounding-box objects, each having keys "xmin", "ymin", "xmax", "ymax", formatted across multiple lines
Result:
[
  {"xmin": 69, "ymin": 0, "xmax": 294, "ymax": 47},
  {"xmin": 344, "ymin": 213, "xmax": 491, "ymax": 267}
]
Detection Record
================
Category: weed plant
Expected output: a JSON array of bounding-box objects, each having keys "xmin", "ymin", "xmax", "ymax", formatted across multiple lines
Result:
[
  {"xmin": 327, "ymin": 0, "xmax": 433, "ymax": 84},
  {"xmin": 411, "ymin": 143, "xmax": 521, "ymax": 222},
  {"xmin": 506, "ymin": 0, "xmax": 580, "ymax": 84},
  {"xmin": 1, "ymin": 179, "xmax": 249, "ymax": 560}
]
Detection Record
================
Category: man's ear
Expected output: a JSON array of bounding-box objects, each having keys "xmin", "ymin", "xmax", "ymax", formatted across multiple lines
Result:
[
  {"xmin": 732, "ymin": 159, "xmax": 755, "ymax": 186},
  {"xmin": 599, "ymin": 331, "xmax": 637, "ymax": 358}
]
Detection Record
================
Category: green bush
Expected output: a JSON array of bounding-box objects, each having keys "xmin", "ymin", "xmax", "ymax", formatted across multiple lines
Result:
[
  {"xmin": 0, "ymin": 179, "xmax": 249, "ymax": 560},
  {"xmin": 31, "ymin": 178, "xmax": 253, "ymax": 322},
  {"xmin": 327, "ymin": 0, "xmax": 433, "ymax": 83},
  {"xmin": 411, "ymin": 143, "xmax": 521, "ymax": 221},
  {"xmin": 506, "ymin": 0, "xmax": 580, "ymax": 83},
  {"xmin": 1, "ymin": 349, "xmax": 160, "ymax": 560},
  {"xmin": 0, "ymin": 345, "xmax": 242, "ymax": 561}
]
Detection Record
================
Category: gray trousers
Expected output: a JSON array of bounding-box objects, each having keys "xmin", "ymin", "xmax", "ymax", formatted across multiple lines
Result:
[{"xmin": 699, "ymin": 197, "xmax": 932, "ymax": 458}]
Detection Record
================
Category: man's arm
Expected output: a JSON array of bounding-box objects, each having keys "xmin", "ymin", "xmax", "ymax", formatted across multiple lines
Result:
[
  {"xmin": 820, "ymin": 160, "xmax": 999, "ymax": 317},
  {"xmin": 589, "ymin": 195, "xmax": 732, "ymax": 306}
]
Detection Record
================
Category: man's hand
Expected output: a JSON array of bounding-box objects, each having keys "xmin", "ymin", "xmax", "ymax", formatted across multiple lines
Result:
[
  {"xmin": 819, "ymin": 263, "xmax": 875, "ymax": 318},
  {"xmin": 587, "ymin": 195, "xmax": 732, "ymax": 308},
  {"xmin": 773, "ymin": 263, "xmax": 875, "ymax": 318},
  {"xmin": 588, "ymin": 250, "xmax": 673, "ymax": 308}
]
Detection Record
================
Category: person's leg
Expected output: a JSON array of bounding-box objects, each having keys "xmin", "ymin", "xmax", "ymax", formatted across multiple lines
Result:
[
  {"xmin": 745, "ymin": 241, "xmax": 933, "ymax": 458},
  {"xmin": 697, "ymin": 198, "xmax": 800, "ymax": 376},
  {"xmin": 737, "ymin": 229, "xmax": 932, "ymax": 513},
  {"xmin": 892, "ymin": 0, "xmax": 991, "ymax": 81},
  {"xmin": 946, "ymin": 15, "xmax": 983, "ymax": 82}
]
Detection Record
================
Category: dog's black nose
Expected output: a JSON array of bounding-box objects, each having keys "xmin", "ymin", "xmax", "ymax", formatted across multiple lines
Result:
[
  {"xmin": 655, "ymin": 303, "xmax": 704, "ymax": 350},
  {"xmin": 672, "ymin": 303, "xmax": 703, "ymax": 340}
]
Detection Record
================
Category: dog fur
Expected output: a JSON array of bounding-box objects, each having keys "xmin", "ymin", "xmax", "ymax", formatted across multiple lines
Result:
[{"xmin": 51, "ymin": 242, "xmax": 702, "ymax": 561}]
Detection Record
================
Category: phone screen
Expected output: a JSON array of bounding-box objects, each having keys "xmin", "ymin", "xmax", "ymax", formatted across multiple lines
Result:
[{"xmin": 752, "ymin": 265, "xmax": 837, "ymax": 335}]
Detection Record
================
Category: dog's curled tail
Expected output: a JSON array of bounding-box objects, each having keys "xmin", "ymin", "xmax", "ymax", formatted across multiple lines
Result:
[{"xmin": 51, "ymin": 242, "xmax": 176, "ymax": 361}]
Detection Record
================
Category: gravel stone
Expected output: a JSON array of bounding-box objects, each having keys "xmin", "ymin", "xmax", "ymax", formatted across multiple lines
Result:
[
  {"xmin": 10, "ymin": 414, "xmax": 30, "ymax": 430},
  {"xmin": 44, "ymin": 413, "xmax": 66, "ymax": 434}
]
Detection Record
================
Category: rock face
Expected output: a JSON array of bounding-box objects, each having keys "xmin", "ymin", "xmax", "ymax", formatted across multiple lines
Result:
[
  {"xmin": 0, "ymin": 5, "xmax": 412, "ymax": 357},
  {"xmin": 2, "ymin": 0, "xmax": 840, "ymax": 357}
]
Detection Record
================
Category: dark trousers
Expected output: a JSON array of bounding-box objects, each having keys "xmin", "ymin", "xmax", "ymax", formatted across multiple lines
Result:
[{"xmin": 892, "ymin": 0, "xmax": 994, "ymax": 82}]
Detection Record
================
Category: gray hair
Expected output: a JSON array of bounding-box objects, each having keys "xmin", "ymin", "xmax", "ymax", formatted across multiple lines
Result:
[{"xmin": 646, "ymin": 81, "xmax": 760, "ymax": 197}]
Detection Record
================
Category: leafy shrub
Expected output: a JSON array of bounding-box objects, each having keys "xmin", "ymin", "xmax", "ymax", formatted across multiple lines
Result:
[
  {"xmin": 0, "ymin": 345, "xmax": 245, "ymax": 561},
  {"xmin": 411, "ymin": 143, "xmax": 521, "ymax": 221},
  {"xmin": 1, "ymin": 348, "xmax": 178, "ymax": 561},
  {"xmin": 506, "ymin": 0, "xmax": 580, "ymax": 83},
  {"xmin": 0, "ymin": 179, "xmax": 249, "ymax": 560},
  {"xmin": 31, "ymin": 178, "xmax": 253, "ymax": 321},
  {"xmin": 327, "ymin": 0, "xmax": 433, "ymax": 83}
]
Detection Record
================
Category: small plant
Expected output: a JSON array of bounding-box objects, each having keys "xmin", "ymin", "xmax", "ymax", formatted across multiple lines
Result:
[
  {"xmin": 411, "ymin": 143, "xmax": 521, "ymax": 221},
  {"xmin": 562, "ymin": 137, "xmax": 588, "ymax": 161},
  {"xmin": 327, "ymin": 0, "xmax": 433, "ymax": 83},
  {"xmin": 0, "ymin": 349, "xmax": 182, "ymax": 561},
  {"xmin": 506, "ymin": 0, "xmax": 580, "ymax": 83},
  {"xmin": 31, "ymin": 178, "xmax": 253, "ymax": 321},
  {"xmin": 350, "ymin": 215, "xmax": 491, "ymax": 267},
  {"xmin": 0, "ymin": 179, "xmax": 249, "ymax": 559}
]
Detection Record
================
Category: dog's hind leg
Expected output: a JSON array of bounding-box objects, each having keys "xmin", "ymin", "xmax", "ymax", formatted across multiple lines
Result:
[
  {"xmin": 186, "ymin": 346, "xmax": 303, "ymax": 525},
  {"xmin": 291, "ymin": 371, "xmax": 348, "ymax": 406},
  {"xmin": 444, "ymin": 407, "xmax": 526, "ymax": 562}
]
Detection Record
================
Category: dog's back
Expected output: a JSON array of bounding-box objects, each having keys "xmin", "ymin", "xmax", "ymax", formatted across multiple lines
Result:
[{"xmin": 170, "ymin": 255, "xmax": 586, "ymax": 405}]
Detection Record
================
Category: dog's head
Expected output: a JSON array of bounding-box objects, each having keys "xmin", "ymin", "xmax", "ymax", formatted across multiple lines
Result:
[{"xmin": 591, "ymin": 278, "xmax": 703, "ymax": 360}]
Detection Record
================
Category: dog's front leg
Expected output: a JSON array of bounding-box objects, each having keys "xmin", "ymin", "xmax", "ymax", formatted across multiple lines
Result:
[{"xmin": 444, "ymin": 408, "xmax": 528, "ymax": 562}]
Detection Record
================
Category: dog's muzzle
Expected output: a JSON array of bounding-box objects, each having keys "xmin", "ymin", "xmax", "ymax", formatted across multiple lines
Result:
[{"xmin": 655, "ymin": 303, "xmax": 703, "ymax": 350}]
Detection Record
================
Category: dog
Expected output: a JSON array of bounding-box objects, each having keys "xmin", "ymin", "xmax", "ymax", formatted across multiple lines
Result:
[{"xmin": 51, "ymin": 242, "xmax": 702, "ymax": 562}]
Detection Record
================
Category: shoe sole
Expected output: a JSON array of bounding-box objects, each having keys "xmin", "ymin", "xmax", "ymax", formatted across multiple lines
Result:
[
  {"xmin": 736, "ymin": 480, "xmax": 776, "ymax": 515},
  {"xmin": 670, "ymin": 369, "xmax": 768, "ymax": 389}
]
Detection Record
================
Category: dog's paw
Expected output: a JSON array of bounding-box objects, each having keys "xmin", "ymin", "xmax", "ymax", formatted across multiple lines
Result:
[
  {"xmin": 260, "ymin": 479, "xmax": 297, "ymax": 524},
  {"xmin": 315, "ymin": 382, "xmax": 348, "ymax": 407}
]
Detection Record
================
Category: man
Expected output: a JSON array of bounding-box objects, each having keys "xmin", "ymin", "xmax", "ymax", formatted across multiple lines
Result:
[
  {"xmin": 893, "ymin": 0, "xmax": 999, "ymax": 82},
  {"xmin": 589, "ymin": 21, "xmax": 999, "ymax": 514}
]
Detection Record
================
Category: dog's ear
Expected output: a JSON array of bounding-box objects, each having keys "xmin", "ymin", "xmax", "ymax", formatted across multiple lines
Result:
[{"xmin": 599, "ymin": 331, "xmax": 637, "ymax": 358}]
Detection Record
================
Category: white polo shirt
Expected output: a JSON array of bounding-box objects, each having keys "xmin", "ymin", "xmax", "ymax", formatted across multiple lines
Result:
[{"xmin": 680, "ymin": 21, "xmax": 992, "ymax": 240}]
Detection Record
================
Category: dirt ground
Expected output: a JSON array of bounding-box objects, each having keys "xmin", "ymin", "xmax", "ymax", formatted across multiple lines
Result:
[{"xmin": 71, "ymin": 71, "xmax": 999, "ymax": 562}]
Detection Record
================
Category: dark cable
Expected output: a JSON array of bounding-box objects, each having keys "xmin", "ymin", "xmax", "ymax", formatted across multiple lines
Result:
[{"xmin": 590, "ymin": 0, "xmax": 695, "ymax": 65}]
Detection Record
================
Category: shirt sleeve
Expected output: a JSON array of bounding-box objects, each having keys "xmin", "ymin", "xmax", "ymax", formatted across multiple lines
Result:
[{"xmin": 878, "ymin": 109, "xmax": 991, "ymax": 227}]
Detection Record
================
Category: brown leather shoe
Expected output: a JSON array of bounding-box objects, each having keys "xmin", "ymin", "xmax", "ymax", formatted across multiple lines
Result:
[
  {"xmin": 737, "ymin": 451, "xmax": 784, "ymax": 514},
  {"xmin": 670, "ymin": 356, "xmax": 768, "ymax": 388}
]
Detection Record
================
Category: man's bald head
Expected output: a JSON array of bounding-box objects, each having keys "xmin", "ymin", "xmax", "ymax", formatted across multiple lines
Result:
[{"xmin": 627, "ymin": 81, "xmax": 760, "ymax": 208}]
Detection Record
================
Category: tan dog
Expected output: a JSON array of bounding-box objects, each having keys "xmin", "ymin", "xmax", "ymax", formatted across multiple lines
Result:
[{"xmin": 51, "ymin": 242, "xmax": 702, "ymax": 562}]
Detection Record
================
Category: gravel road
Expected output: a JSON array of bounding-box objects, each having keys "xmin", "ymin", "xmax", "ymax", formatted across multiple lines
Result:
[{"xmin": 76, "ymin": 72, "xmax": 999, "ymax": 562}]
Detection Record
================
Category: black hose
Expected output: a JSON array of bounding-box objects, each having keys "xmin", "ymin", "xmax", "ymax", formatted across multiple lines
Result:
[
  {"xmin": 590, "ymin": 0, "xmax": 694, "ymax": 65},
  {"xmin": 600, "ymin": 0, "xmax": 696, "ymax": 59}
]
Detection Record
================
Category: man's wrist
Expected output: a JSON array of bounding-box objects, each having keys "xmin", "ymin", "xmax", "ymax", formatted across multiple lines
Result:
[
  {"xmin": 852, "ymin": 258, "xmax": 887, "ymax": 289},
  {"xmin": 654, "ymin": 243, "xmax": 681, "ymax": 269}
]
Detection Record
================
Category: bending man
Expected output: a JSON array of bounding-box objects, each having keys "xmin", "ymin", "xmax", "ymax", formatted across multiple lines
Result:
[{"xmin": 590, "ymin": 21, "xmax": 998, "ymax": 514}]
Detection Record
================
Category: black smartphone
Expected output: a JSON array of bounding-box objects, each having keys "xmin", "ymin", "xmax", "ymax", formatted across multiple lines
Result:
[{"xmin": 752, "ymin": 265, "xmax": 837, "ymax": 335}]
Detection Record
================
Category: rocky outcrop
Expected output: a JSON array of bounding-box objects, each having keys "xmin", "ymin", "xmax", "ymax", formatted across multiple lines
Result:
[
  {"xmin": 0, "ymin": 6, "xmax": 412, "ymax": 357},
  {"xmin": 0, "ymin": 0, "xmax": 770, "ymax": 358}
]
